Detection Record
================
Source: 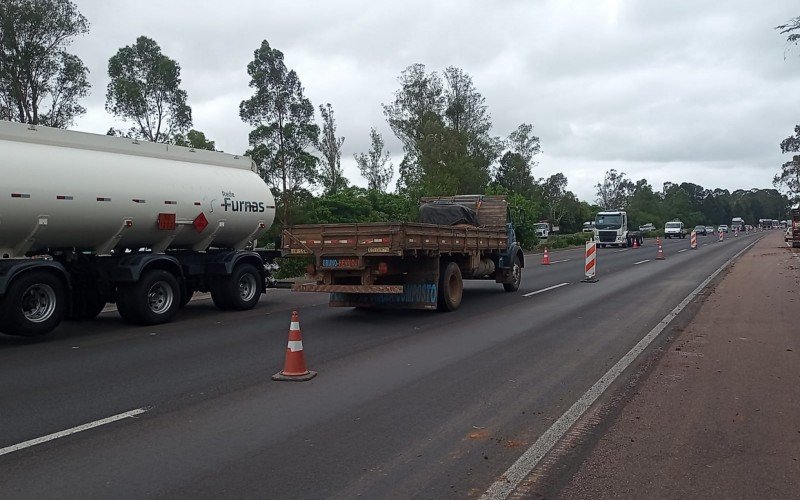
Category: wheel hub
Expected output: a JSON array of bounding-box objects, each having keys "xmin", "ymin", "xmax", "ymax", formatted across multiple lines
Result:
[{"xmin": 21, "ymin": 284, "xmax": 57, "ymax": 323}]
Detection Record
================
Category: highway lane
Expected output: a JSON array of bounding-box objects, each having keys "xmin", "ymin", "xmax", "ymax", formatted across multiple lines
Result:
[{"xmin": 0, "ymin": 230, "xmax": 763, "ymax": 498}]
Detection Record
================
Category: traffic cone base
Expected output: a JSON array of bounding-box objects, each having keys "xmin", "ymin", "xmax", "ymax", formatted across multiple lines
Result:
[
  {"xmin": 541, "ymin": 247, "xmax": 551, "ymax": 265},
  {"xmin": 273, "ymin": 311, "xmax": 317, "ymax": 382}
]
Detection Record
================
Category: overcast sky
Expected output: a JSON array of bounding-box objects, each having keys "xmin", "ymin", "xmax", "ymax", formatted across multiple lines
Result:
[{"xmin": 68, "ymin": 0, "xmax": 800, "ymax": 201}]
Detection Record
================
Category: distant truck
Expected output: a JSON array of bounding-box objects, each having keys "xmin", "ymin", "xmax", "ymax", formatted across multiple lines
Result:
[
  {"xmin": 664, "ymin": 220, "xmax": 687, "ymax": 239},
  {"xmin": 0, "ymin": 121, "xmax": 279, "ymax": 337},
  {"xmin": 582, "ymin": 221, "xmax": 595, "ymax": 233},
  {"xmin": 731, "ymin": 217, "xmax": 745, "ymax": 232},
  {"xmin": 593, "ymin": 210, "xmax": 643, "ymax": 248},
  {"xmin": 534, "ymin": 222, "xmax": 550, "ymax": 239},
  {"xmin": 282, "ymin": 195, "xmax": 525, "ymax": 311}
]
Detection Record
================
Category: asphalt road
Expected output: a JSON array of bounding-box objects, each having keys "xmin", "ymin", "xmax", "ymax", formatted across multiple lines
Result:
[{"xmin": 0, "ymin": 231, "xmax": 764, "ymax": 499}]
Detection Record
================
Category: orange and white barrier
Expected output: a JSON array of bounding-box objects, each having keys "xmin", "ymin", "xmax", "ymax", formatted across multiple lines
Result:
[
  {"xmin": 656, "ymin": 237, "xmax": 665, "ymax": 260},
  {"xmin": 582, "ymin": 240, "xmax": 597, "ymax": 282},
  {"xmin": 719, "ymin": 230, "xmax": 724, "ymax": 242},
  {"xmin": 272, "ymin": 311, "xmax": 317, "ymax": 382},
  {"xmin": 690, "ymin": 230, "xmax": 697, "ymax": 250}
]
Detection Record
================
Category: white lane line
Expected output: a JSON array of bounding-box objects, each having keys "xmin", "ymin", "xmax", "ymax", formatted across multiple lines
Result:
[
  {"xmin": 523, "ymin": 282, "xmax": 570, "ymax": 297},
  {"xmin": 678, "ymin": 249, "xmax": 687, "ymax": 253},
  {"xmin": 0, "ymin": 407, "xmax": 150, "ymax": 457},
  {"xmin": 480, "ymin": 238, "xmax": 760, "ymax": 500},
  {"xmin": 549, "ymin": 259, "xmax": 571, "ymax": 264},
  {"xmin": 633, "ymin": 259, "xmax": 649, "ymax": 265},
  {"xmin": 615, "ymin": 249, "xmax": 629, "ymax": 252}
]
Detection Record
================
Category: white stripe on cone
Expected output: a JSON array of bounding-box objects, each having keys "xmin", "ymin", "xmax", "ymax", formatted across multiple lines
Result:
[
  {"xmin": 290, "ymin": 322, "xmax": 300, "ymax": 330},
  {"xmin": 287, "ymin": 340, "xmax": 304, "ymax": 352}
]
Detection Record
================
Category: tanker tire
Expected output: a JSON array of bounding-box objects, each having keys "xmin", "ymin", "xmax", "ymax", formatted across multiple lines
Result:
[
  {"xmin": 221, "ymin": 264, "xmax": 261, "ymax": 311},
  {"xmin": 503, "ymin": 255, "xmax": 522, "ymax": 292},
  {"xmin": 437, "ymin": 261, "xmax": 463, "ymax": 312},
  {"xmin": 117, "ymin": 270, "xmax": 179, "ymax": 326},
  {"xmin": 210, "ymin": 282, "xmax": 231, "ymax": 311},
  {"xmin": 0, "ymin": 271, "xmax": 66, "ymax": 337}
]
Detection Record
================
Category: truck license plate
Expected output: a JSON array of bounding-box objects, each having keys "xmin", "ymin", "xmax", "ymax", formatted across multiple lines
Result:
[
  {"xmin": 322, "ymin": 257, "xmax": 359, "ymax": 268},
  {"xmin": 367, "ymin": 246, "xmax": 390, "ymax": 253}
]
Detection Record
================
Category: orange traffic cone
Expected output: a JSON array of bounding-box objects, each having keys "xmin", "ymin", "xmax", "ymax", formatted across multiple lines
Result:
[
  {"xmin": 541, "ymin": 247, "xmax": 551, "ymax": 265},
  {"xmin": 656, "ymin": 238, "xmax": 665, "ymax": 260},
  {"xmin": 632, "ymin": 238, "xmax": 640, "ymax": 249},
  {"xmin": 272, "ymin": 311, "xmax": 317, "ymax": 382}
]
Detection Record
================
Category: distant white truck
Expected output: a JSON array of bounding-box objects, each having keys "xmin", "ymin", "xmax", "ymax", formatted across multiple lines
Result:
[
  {"xmin": 593, "ymin": 211, "xmax": 643, "ymax": 248},
  {"xmin": 664, "ymin": 220, "xmax": 686, "ymax": 239},
  {"xmin": 534, "ymin": 222, "xmax": 550, "ymax": 239}
]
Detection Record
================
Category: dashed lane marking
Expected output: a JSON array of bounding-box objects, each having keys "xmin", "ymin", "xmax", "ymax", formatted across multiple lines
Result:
[
  {"xmin": 480, "ymin": 238, "xmax": 761, "ymax": 500},
  {"xmin": 549, "ymin": 259, "xmax": 571, "ymax": 264},
  {"xmin": 0, "ymin": 407, "xmax": 151, "ymax": 457},
  {"xmin": 678, "ymin": 249, "xmax": 687, "ymax": 253},
  {"xmin": 633, "ymin": 259, "xmax": 649, "ymax": 265},
  {"xmin": 523, "ymin": 282, "xmax": 570, "ymax": 297}
]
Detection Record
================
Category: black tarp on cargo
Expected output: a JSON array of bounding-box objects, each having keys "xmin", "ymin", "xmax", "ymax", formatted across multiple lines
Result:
[{"xmin": 418, "ymin": 203, "xmax": 478, "ymax": 226}]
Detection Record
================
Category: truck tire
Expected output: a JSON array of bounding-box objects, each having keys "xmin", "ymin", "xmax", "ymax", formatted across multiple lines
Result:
[
  {"xmin": 218, "ymin": 263, "xmax": 262, "ymax": 311},
  {"xmin": 437, "ymin": 261, "xmax": 463, "ymax": 312},
  {"xmin": 116, "ymin": 270, "xmax": 180, "ymax": 325},
  {"xmin": 503, "ymin": 255, "xmax": 522, "ymax": 292},
  {"xmin": 0, "ymin": 271, "xmax": 66, "ymax": 337}
]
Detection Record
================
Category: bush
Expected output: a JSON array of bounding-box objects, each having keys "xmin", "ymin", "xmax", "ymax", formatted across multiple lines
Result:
[{"xmin": 273, "ymin": 255, "xmax": 313, "ymax": 279}]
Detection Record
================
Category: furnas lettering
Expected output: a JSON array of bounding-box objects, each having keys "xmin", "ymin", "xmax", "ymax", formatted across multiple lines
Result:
[{"xmin": 222, "ymin": 197, "xmax": 266, "ymax": 213}]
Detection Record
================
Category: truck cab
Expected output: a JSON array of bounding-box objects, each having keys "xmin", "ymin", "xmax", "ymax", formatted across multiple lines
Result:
[
  {"xmin": 534, "ymin": 222, "xmax": 550, "ymax": 239},
  {"xmin": 664, "ymin": 220, "xmax": 686, "ymax": 239},
  {"xmin": 594, "ymin": 211, "xmax": 641, "ymax": 248}
]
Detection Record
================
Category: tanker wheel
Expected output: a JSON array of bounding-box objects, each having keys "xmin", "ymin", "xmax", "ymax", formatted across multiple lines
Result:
[
  {"xmin": 503, "ymin": 255, "xmax": 522, "ymax": 292},
  {"xmin": 0, "ymin": 271, "xmax": 66, "ymax": 337},
  {"xmin": 437, "ymin": 261, "xmax": 463, "ymax": 312},
  {"xmin": 117, "ymin": 270, "xmax": 180, "ymax": 326},
  {"xmin": 216, "ymin": 264, "xmax": 261, "ymax": 311}
]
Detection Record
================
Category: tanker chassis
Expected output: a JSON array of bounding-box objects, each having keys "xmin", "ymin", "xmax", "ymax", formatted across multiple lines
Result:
[
  {"xmin": 0, "ymin": 121, "xmax": 278, "ymax": 337},
  {"xmin": 282, "ymin": 196, "xmax": 524, "ymax": 311}
]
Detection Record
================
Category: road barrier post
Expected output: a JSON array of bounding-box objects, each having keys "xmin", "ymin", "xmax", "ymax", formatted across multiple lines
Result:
[
  {"xmin": 581, "ymin": 240, "xmax": 598, "ymax": 282},
  {"xmin": 690, "ymin": 230, "xmax": 697, "ymax": 250},
  {"xmin": 719, "ymin": 230, "xmax": 724, "ymax": 242},
  {"xmin": 656, "ymin": 237, "xmax": 665, "ymax": 260}
]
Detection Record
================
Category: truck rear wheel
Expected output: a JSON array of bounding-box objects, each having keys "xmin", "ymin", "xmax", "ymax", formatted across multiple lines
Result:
[
  {"xmin": 503, "ymin": 255, "xmax": 522, "ymax": 292},
  {"xmin": 0, "ymin": 271, "xmax": 66, "ymax": 337},
  {"xmin": 117, "ymin": 270, "xmax": 180, "ymax": 325},
  {"xmin": 437, "ymin": 262, "xmax": 463, "ymax": 311},
  {"xmin": 218, "ymin": 263, "xmax": 262, "ymax": 311}
]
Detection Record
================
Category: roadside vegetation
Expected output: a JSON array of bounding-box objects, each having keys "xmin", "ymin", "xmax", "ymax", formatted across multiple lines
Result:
[{"xmin": 0, "ymin": 1, "xmax": 796, "ymax": 252}]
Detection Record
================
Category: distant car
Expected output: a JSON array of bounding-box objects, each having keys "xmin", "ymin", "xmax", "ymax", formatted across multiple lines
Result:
[
  {"xmin": 706, "ymin": 226, "xmax": 716, "ymax": 234},
  {"xmin": 664, "ymin": 221, "xmax": 686, "ymax": 239},
  {"xmin": 693, "ymin": 225, "xmax": 707, "ymax": 236},
  {"xmin": 718, "ymin": 225, "xmax": 729, "ymax": 233},
  {"xmin": 638, "ymin": 223, "xmax": 655, "ymax": 232}
]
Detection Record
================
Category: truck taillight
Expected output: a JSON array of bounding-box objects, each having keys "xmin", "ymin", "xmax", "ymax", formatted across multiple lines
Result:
[{"xmin": 378, "ymin": 262, "xmax": 388, "ymax": 274}]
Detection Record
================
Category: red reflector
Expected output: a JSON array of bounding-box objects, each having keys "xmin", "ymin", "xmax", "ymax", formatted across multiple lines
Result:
[
  {"xmin": 125, "ymin": 220, "xmax": 133, "ymax": 228},
  {"xmin": 158, "ymin": 213, "xmax": 176, "ymax": 230},
  {"xmin": 193, "ymin": 212, "xmax": 208, "ymax": 233}
]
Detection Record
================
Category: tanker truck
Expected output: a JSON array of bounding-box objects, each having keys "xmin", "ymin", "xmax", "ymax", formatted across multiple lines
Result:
[{"xmin": 0, "ymin": 121, "xmax": 278, "ymax": 337}]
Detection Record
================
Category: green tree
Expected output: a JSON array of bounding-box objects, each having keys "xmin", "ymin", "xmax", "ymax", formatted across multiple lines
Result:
[
  {"xmin": 106, "ymin": 36, "xmax": 192, "ymax": 142},
  {"xmin": 595, "ymin": 169, "xmax": 633, "ymax": 209},
  {"xmin": 239, "ymin": 40, "xmax": 319, "ymax": 226},
  {"xmin": 494, "ymin": 152, "xmax": 533, "ymax": 194},
  {"xmin": 0, "ymin": 0, "xmax": 90, "ymax": 127},
  {"xmin": 774, "ymin": 125, "xmax": 800, "ymax": 201},
  {"xmin": 540, "ymin": 173, "xmax": 571, "ymax": 227},
  {"xmin": 172, "ymin": 129, "xmax": 216, "ymax": 151},
  {"xmin": 507, "ymin": 123, "xmax": 541, "ymax": 166},
  {"xmin": 384, "ymin": 64, "xmax": 500, "ymax": 197},
  {"xmin": 317, "ymin": 103, "xmax": 346, "ymax": 194},
  {"xmin": 355, "ymin": 128, "xmax": 393, "ymax": 191},
  {"xmin": 776, "ymin": 15, "xmax": 800, "ymax": 54}
]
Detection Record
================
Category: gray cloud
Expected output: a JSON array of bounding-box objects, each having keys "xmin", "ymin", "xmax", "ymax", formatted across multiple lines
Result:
[{"xmin": 67, "ymin": 0, "xmax": 800, "ymax": 200}]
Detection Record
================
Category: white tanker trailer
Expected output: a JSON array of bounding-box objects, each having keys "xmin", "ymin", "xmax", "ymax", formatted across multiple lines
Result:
[{"xmin": 0, "ymin": 120, "xmax": 279, "ymax": 336}]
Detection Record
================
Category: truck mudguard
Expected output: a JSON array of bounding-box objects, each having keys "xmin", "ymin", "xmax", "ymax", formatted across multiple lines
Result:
[
  {"xmin": 0, "ymin": 259, "xmax": 70, "ymax": 296},
  {"xmin": 110, "ymin": 253, "xmax": 183, "ymax": 283}
]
